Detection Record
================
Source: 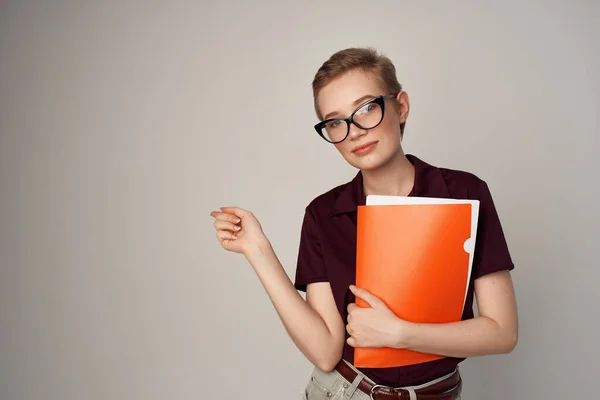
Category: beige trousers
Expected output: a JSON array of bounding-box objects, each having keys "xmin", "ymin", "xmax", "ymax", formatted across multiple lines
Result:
[{"xmin": 301, "ymin": 360, "xmax": 461, "ymax": 400}]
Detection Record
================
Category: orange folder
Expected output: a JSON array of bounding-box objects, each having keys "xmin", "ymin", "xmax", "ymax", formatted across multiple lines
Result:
[{"xmin": 354, "ymin": 197, "xmax": 478, "ymax": 368}]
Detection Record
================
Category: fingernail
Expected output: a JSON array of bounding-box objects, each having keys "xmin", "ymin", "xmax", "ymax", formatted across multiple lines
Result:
[
  {"xmin": 232, "ymin": 234, "xmax": 238, "ymax": 239},
  {"xmin": 236, "ymin": 218, "xmax": 241, "ymax": 223},
  {"xmin": 234, "ymin": 225, "xmax": 241, "ymax": 231}
]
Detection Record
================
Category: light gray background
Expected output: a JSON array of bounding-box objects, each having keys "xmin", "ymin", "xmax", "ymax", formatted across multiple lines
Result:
[{"xmin": 1, "ymin": 1, "xmax": 598, "ymax": 399}]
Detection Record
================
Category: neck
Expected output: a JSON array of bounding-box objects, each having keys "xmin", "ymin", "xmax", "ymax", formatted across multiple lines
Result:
[{"xmin": 362, "ymin": 152, "xmax": 415, "ymax": 197}]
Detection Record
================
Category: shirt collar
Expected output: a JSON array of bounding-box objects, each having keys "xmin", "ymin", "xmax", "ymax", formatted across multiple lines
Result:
[{"xmin": 328, "ymin": 154, "xmax": 451, "ymax": 216}]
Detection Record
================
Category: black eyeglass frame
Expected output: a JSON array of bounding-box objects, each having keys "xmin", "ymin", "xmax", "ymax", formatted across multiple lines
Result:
[{"xmin": 314, "ymin": 94, "xmax": 397, "ymax": 144}]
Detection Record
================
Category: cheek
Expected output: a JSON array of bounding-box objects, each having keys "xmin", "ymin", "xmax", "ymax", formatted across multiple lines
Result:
[
  {"xmin": 334, "ymin": 142, "xmax": 363, "ymax": 168},
  {"xmin": 375, "ymin": 121, "xmax": 401, "ymax": 145},
  {"xmin": 381, "ymin": 108, "xmax": 402, "ymax": 132},
  {"xmin": 381, "ymin": 113, "xmax": 400, "ymax": 132},
  {"xmin": 334, "ymin": 142, "xmax": 353, "ymax": 156}
]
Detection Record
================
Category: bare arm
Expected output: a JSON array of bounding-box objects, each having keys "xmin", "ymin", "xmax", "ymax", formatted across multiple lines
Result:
[
  {"xmin": 245, "ymin": 240, "xmax": 345, "ymax": 371},
  {"xmin": 397, "ymin": 270, "xmax": 518, "ymax": 357},
  {"xmin": 347, "ymin": 270, "xmax": 518, "ymax": 358},
  {"xmin": 211, "ymin": 207, "xmax": 345, "ymax": 371}
]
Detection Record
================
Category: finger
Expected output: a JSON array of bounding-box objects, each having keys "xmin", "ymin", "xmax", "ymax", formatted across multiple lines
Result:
[
  {"xmin": 220, "ymin": 206, "xmax": 251, "ymax": 220},
  {"xmin": 346, "ymin": 323, "xmax": 352, "ymax": 336},
  {"xmin": 346, "ymin": 336, "xmax": 356, "ymax": 347},
  {"xmin": 219, "ymin": 237, "xmax": 239, "ymax": 252},
  {"xmin": 217, "ymin": 230, "xmax": 238, "ymax": 241},
  {"xmin": 214, "ymin": 220, "xmax": 241, "ymax": 232},
  {"xmin": 349, "ymin": 285, "xmax": 381, "ymax": 308},
  {"xmin": 347, "ymin": 303, "xmax": 357, "ymax": 314},
  {"xmin": 210, "ymin": 211, "xmax": 241, "ymax": 224}
]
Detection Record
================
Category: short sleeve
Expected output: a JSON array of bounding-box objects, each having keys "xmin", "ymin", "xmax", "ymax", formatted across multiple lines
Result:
[
  {"xmin": 293, "ymin": 206, "xmax": 328, "ymax": 292},
  {"xmin": 472, "ymin": 181, "xmax": 515, "ymax": 279}
]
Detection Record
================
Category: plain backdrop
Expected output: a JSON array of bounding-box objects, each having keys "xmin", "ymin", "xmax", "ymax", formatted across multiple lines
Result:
[{"xmin": 1, "ymin": 1, "xmax": 598, "ymax": 399}]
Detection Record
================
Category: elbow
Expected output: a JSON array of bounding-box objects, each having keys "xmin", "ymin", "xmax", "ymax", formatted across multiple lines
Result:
[
  {"xmin": 313, "ymin": 347, "xmax": 343, "ymax": 372},
  {"xmin": 487, "ymin": 315, "xmax": 518, "ymax": 354},
  {"xmin": 315, "ymin": 359, "xmax": 337, "ymax": 372},
  {"xmin": 314, "ymin": 353, "xmax": 341, "ymax": 372},
  {"xmin": 500, "ymin": 331, "xmax": 518, "ymax": 354}
]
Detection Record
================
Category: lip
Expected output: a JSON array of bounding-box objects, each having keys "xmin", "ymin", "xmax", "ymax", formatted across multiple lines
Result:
[{"xmin": 352, "ymin": 141, "xmax": 378, "ymax": 155}]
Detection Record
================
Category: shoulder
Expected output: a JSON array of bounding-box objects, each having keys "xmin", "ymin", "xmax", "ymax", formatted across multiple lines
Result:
[
  {"xmin": 409, "ymin": 154, "xmax": 491, "ymax": 200},
  {"xmin": 440, "ymin": 166, "xmax": 486, "ymax": 199},
  {"xmin": 301, "ymin": 169, "xmax": 361, "ymax": 222},
  {"xmin": 304, "ymin": 180, "xmax": 350, "ymax": 216},
  {"xmin": 297, "ymin": 180, "xmax": 352, "ymax": 237}
]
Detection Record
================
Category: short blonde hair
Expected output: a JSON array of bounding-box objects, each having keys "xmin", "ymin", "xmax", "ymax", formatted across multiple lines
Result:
[{"xmin": 312, "ymin": 47, "xmax": 404, "ymax": 133}]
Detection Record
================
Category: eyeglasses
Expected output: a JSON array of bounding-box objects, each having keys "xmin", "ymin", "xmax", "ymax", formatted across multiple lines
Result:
[{"xmin": 314, "ymin": 94, "xmax": 397, "ymax": 144}]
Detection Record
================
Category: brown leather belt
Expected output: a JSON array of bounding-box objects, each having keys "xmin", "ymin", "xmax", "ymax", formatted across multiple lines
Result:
[{"xmin": 334, "ymin": 360, "xmax": 462, "ymax": 400}]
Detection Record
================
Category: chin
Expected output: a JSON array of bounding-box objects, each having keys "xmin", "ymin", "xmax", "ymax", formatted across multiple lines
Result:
[{"xmin": 346, "ymin": 153, "xmax": 389, "ymax": 171}]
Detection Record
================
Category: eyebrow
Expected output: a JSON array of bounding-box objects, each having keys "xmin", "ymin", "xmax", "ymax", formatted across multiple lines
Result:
[{"xmin": 323, "ymin": 94, "xmax": 378, "ymax": 120}]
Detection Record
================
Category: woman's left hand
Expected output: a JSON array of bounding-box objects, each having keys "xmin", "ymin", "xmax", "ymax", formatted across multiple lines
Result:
[{"xmin": 346, "ymin": 285, "xmax": 412, "ymax": 349}]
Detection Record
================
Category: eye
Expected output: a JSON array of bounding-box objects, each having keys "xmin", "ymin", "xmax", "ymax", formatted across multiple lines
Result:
[
  {"xmin": 327, "ymin": 120, "xmax": 342, "ymax": 128},
  {"xmin": 357, "ymin": 102, "xmax": 376, "ymax": 115}
]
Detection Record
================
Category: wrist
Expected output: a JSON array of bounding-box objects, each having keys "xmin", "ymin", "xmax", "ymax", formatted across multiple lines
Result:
[
  {"xmin": 391, "ymin": 319, "xmax": 416, "ymax": 349},
  {"xmin": 243, "ymin": 235, "xmax": 272, "ymax": 261}
]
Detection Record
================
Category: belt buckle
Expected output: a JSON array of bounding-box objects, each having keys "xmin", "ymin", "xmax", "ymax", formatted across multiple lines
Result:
[{"xmin": 369, "ymin": 383, "xmax": 394, "ymax": 400}]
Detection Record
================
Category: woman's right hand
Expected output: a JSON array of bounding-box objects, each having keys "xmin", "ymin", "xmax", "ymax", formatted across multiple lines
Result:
[{"xmin": 210, "ymin": 206, "xmax": 267, "ymax": 256}]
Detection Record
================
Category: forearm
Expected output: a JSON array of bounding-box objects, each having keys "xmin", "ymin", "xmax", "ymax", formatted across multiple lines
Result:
[
  {"xmin": 245, "ymin": 240, "xmax": 342, "ymax": 369},
  {"xmin": 399, "ymin": 316, "xmax": 517, "ymax": 358}
]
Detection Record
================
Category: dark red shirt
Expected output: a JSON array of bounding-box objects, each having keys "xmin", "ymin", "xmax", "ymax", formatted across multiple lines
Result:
[{"xmin": 294, "ymin": 154, "xmax": 514, "ymax": 387}]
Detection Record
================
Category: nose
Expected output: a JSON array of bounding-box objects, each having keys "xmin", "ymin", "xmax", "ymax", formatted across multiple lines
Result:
[{"xmin": 348, "ymin": 121, "xmax": 367, "ymax": 140}]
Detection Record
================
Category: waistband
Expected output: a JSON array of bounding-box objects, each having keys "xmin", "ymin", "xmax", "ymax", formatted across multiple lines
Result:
[{"xmin": 333, "ymin": 359, "xmax": 462, "ymax": 400}]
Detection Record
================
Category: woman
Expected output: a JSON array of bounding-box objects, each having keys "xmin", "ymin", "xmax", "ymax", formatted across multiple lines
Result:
[{"xmin": 210, "ymin": 47, "xmax": 518, "ymax": 400}]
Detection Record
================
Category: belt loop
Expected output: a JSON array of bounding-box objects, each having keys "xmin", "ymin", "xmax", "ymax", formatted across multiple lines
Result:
[
  {"xmin": 343, "ymin": 374, "xmax": 363, "ymax": 399},
  {"xmin": 406, "ymin": 387, "xmax": 417, "ymax": 400}
]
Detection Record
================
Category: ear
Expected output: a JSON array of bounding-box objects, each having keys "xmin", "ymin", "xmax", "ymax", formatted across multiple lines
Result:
[{"xmin": 396, "ymin": 90, "xmax": 410, "ymax": 124}]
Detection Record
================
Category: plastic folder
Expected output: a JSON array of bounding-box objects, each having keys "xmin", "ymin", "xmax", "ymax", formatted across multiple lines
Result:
[{"xmin": 353, "ymin": 195, "xmax": 480, "ymax": 368}]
